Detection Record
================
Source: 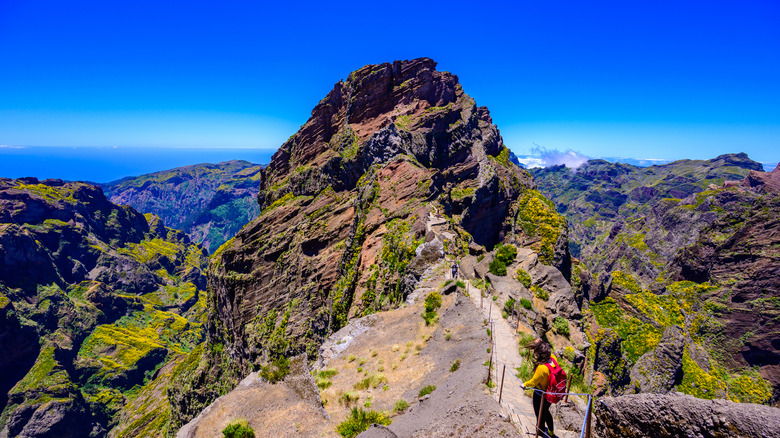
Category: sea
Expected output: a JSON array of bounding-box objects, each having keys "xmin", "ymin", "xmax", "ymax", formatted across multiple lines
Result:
[{"xmin": 0, "ymin": 146, "xmax": 277, "ymax": 183}]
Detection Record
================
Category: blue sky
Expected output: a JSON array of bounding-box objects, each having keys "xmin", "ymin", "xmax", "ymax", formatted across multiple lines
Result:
[{"xmin": 1, "ymin": 0, "xmax": 778, "ymax": 173}]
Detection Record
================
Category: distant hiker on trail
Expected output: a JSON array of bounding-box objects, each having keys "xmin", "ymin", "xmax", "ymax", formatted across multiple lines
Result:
[
  {"xmin": 521, "ymin": 339, "xmax": 561, "ymax": 438},
  {"xmin": 451, "ymin": 262, "xmax": 458, "ymax": 279}
]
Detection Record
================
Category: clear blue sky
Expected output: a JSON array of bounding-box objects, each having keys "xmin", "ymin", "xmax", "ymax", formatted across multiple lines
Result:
[{"xmin": 1, "ymin": 0, "xmax": 778, "ymax": 169}]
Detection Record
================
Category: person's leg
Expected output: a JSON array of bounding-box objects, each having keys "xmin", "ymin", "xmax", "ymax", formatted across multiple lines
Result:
[
  {"xmin": 542, "ymin": 398, "xmax": 554, "ymax": 436},
  {"xmin": 533, "ymin": 390, "xmax": 551, "ymax": 436},
  {"xmin": 532, "ymin": 390, "xmax": 543, "ymax": 428}
]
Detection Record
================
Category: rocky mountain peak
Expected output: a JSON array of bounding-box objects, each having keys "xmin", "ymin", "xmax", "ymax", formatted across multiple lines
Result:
[
  {"xmin": 261, "ymin": 57, "xmax": 503, "ymax": 207},
  {"xmin": 175, "ymin": 59, "xmax": 555, "ymax": 427}
]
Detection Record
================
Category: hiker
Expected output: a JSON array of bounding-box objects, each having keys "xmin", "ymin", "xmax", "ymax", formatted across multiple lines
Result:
[
  {"xmin": 451, "ymin": 262, "xmax": 458, "ymax": 279},
  {"xmin": 521, "ymin": 339, "xmax": 558, "ymax": 438}
]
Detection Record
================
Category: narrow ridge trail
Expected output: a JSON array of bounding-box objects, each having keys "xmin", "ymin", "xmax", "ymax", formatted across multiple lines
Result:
[
  {"xmin": 422, "ymin": 211, "xmax": 578, "ymax": 437},
  {"xmin": 460, "ymin": 272, "xmax": 579, "ymax": 438}
]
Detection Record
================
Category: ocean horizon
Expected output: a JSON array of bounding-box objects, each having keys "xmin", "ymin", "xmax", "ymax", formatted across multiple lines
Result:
[{"xmin": 0, "ymin": 146, "xmax": 277, "ymax": 183}]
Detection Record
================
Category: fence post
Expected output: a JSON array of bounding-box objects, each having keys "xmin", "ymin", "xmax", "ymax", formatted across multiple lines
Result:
[
  {"xmin": 487, "ymin": 354, "xmax": 493, "ymax": 386},
  {"xmin": 535, "ymin": 395, "xmax": 544, "ymax": 438},
  {"xmin": 499, "ymin": 364, "xmax": 506, "ymax": 403},
  {"xmin": 584, "ymin": 396, "xmax": 593, "ymax": 438}
]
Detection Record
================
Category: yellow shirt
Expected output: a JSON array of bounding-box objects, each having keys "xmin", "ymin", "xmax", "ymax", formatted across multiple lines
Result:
[{"xmin": 523, "ymin": 354, "xmax": 557, "ymax": 390}]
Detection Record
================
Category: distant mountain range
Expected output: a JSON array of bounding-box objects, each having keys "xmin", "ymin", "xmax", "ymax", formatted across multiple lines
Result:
[
  {"xmin": 532, "ymin": 153, "xmax": 780, "ymax": 400},
  {"xmin": 102, "ymin": 160, "xmax": 264, "ymax": 253},
  {"xmin": 515, "ymin": 154, "xmax": 778, "ymax": 172}
]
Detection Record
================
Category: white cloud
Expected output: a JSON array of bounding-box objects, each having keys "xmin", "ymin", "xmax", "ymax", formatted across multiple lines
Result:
[{"xmin": 530, "ymin": 144, "xmax": 590, "ymax": 169}]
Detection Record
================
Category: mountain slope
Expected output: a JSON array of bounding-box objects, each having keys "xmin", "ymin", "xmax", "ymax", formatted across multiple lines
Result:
[
  {"xmin": 531, "ymin": 153, "xmax": 762, "ymax": 286},
  {"xmin": 167, "ymin": 57, "xmax": 573, "ymax": 429},
  {"xmin": 103, "ymin": 160, "xmax": 264, "ymax": 253},
  {"xmin": 0, "ymin": 177, "xmax": 208, "ymax": 437},
  {"xmin": 533, "ymin": 156, "xmax": 780, "ymax": 403}
]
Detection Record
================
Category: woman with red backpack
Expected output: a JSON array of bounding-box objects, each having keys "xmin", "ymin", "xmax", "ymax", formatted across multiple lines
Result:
[{"xmin": 521, "ymin": 339, "xmax": 566, "ymax": 438}]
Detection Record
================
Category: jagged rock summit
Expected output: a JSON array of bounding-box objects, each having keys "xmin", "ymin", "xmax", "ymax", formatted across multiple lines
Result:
[
  {"xmin": 170, "ymin": 58, "xmax": 543, "ymax": 427},
  {"xmin": 258, "ymin": 57, "xmax": 521, "ymax": 245}
]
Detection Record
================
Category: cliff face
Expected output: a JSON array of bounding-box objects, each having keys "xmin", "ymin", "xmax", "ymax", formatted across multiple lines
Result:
[
  {"xmin": 0, "ymin": 178, "xmax": 208, "ymax": 437},
  {"xmin": 169, "ymin": 58, "xmax": 560, "ymax": 427},
  {"xmin": 103, "ymin": 160, "xmax": 264, "ymax": 253}
]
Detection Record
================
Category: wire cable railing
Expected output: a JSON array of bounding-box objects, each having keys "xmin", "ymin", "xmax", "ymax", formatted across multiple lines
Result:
[{"xmin": 469, "ymin": 280, "xmax": 594, "ymax": 438}]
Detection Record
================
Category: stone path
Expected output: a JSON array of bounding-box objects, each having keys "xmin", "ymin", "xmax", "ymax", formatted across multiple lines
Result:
[
  {"xmin": 426, "ymin": 211, "xmax": 578, "ymax": 437},
  {"xmin": 464, "ymin": 281, "xmax": 579, "ymax": 438}
]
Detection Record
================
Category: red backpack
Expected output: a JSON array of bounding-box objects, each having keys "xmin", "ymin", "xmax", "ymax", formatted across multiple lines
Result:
[{"xmin": 544, "ymin": 357, "xmax": 567, "ymax": 404}]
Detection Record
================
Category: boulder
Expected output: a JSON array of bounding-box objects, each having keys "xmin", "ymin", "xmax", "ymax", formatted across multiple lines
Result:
[
  {"xmin": 473, "ymin": 253, "xmax": 493, "ymax": 279},
  {"xmin": 630, "ymin": 326, "xmax": 684, "ymax": 394},
  {"xmin": 594, "ymin": 392, "xmax": 780, "ymax": 438},
  {"xmin": 457, "ymin": 255, "xmax": 479, "ymax": 279}
]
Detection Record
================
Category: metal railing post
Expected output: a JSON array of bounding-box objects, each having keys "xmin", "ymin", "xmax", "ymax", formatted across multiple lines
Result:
[{"xmin": 499, "ymin": 364, "xmax": 506, "ymax": 403}]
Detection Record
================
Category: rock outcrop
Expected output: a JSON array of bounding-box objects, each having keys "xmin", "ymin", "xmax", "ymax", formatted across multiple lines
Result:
[
  {"xmin": 595, "ymin": 392, "xmax": 780, "ymax": 438},
  {"xmin": 629, "ymin": 326, "xmax": 684, "ymax": 394}
]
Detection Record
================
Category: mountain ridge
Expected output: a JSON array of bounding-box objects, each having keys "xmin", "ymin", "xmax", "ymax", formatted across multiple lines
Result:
[{"xmin": 103, "ymin": 160, "xmax": 264, "ymax": 252}]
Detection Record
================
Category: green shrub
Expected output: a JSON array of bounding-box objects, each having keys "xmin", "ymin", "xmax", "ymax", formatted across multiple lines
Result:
[
  {"xmin": 450, "ymin": 359, "xmax": 461, "ymax": 372},
  {"xmin": 425, "ymin": 291, "xmax": 442, "ymax": 310},
  {"xmin": 422, "ymin": 291, "xmax": 442, "ymax": 326},
  {"xmin": 260, "ymin": 356, "xmax": 290, "ymax": 383},
  {"xmin": 518, "ymin": 333, "xmax": 536, "ymax": 349},
  {"xmin": 504, "ymin": 298, "xmax": 515, "ymax": 315},
  {"xmin": 562, "ymin": 346, "xmax": 576, "ymax": 362},
  {"xmin": 554, "ymin": 316, "xmax": 570, "ymax": 337},
  {"xmin": 531, "ymin": 285, "xmax": 549, "ymax": 300},
  {"xmin": 339, "ymin": 391, "xmax": 359, "ymax": 406},
  {"xmin": 418, "ymin": 385, "xmax": 436, "ymax": 397},
  {"xmin": 336, "ymin": 408, "xmax": 391, "ymax": 438},
  {"xmin": 354, "ymin": 373, "xmax": 388, "ymax": 390},
  {"xmin": 495, "ymin": 244, "xmax": 518, "ymax": 264},
  {"xmin": 477, "ymin": 254, "xmax": 485, "ymax": 262},
  {"xmin": 519, "ymin": 298, "xmax": 533, "ymax": 310},
  {"xmin": 394, "ymin": 399, "xmax": 409, "ymax": 412},
  {"xmin": 489, "ymin": 258, "xmax": 507, "ymax": 276},
  {"xmin": 222, "ymin": 419, "xmax": 255, "ymax": 438},
  {"xmin": 515, "ymin": 269, "xmax": 532, "ymax": 288},
  {"xmin": 316, "ymin": 369, "xmax": 338, "ymax": 389}
]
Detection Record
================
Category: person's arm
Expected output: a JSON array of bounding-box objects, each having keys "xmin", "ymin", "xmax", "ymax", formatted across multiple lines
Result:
[{"xmin": 523, "ymin": 365, "xmax": 547, "ymax": 389}]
